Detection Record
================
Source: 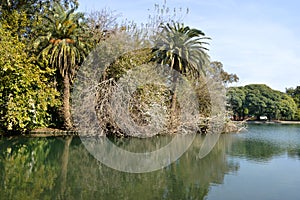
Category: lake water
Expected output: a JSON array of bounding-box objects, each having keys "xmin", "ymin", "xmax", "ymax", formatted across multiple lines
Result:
[{"xmin": 0, "ymin": 124, "xmax": 299, "ymax": 200}]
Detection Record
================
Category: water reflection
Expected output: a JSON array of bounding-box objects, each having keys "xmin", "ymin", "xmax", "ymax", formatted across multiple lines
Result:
[
  {"xmin": 230, "ymin": 124, "xmax": 300, "ymax": 162},
  {"xmin": 0, "ymin": 124, "xmax": 299, "ymax": 199},
  {"xmin": 229, "ymin": 139, "xmax": 285, "ymax": 162},
  {"xmin": 0, "ymin": 137, "xmax": 63, "ymax": 200},
  {"xmin": 287, "ymin": 148, "xmax": 300, "ymax": 160},
  {"xmin": 0, "ymin": 135, "xmax": 238, "ymax": 200}
]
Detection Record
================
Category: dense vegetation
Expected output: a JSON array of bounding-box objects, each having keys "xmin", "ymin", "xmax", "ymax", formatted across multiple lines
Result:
[
  {"xmin": 0, "ymin": 12, "xmax": 60, "ymax": 132},
  {"xmin": 0, "ymin": 1, "xmax": 298, "ymax": 135},
  {"xmin": 227, "ymin": 84, "xmax": 299, "ymax": 121},
  {"xmin": 286, "ymin": 86, "xmax": 300, "ymax": 120}
]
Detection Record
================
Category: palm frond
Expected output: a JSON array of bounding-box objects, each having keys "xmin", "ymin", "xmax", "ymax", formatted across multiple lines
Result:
[
  {"xmin": 153, "ymin": 22, "xmax": 210, "ymax": 79},
  {"xmin": 34, "ymin": 2, "xmax": 90, "ymax": 79}
]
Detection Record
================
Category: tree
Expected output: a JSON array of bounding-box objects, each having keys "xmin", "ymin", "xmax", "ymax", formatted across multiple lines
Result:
[
  {"xmin": 0, "ymin": 0, "xmax": 79, "ymax": 41},
  {"xmin": 227, "ymin": 87, "xmax": 246, "ymax": 120},
  {"xmin": 153, "ymin": 22, "xmax": 210, "ymax": 79},
  {"xmin": 152, "ymin": 22, "xmax": 210, "ymax": 126},
  {"xmin": 86, "ymin": 9, "xmax": 122, "ymax": 45},
  {"xmin": 34, "ymin": 2, "xmax": 90, "ymax": 129},
  {"xmin": 0, "ymin": 27, "xmax": 60, "ymax": 132},
  {"xmin": 286, "ymin": 86, "xmax": 300, "ymax": 120},
  {"xmin": 210, "ymin": 61, "xmax": 239, "ymax": 85},
  {"xmin": 0, "ymin": 0, "xmax": 78, "ymax": 12},
  {"xmin": 227, "ymin": 84, "xmax": 297, "ymax": 121}
]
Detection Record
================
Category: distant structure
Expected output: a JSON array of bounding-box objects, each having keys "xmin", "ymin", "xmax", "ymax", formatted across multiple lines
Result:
[{"xmin": 259, "ymin": 116, "xmax": 268, "ymax": 121}]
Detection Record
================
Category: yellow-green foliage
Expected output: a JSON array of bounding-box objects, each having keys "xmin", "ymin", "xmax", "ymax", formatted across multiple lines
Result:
[
  {"xmin": 0, "ymin": 28, "xmax": 60, "ymax": 132},
  {"xmin": 0, "ymin": 10, "xmax": 30, "ymax": 38}
]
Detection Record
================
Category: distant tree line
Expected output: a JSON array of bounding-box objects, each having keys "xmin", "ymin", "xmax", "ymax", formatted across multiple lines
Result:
[
  {"xmin": 227, "ymin": 84, "xmax": 299, "ymax": 121},
  {"xmin": 286, "ymin": 86, "xmax": 300, "ymax": 120}
]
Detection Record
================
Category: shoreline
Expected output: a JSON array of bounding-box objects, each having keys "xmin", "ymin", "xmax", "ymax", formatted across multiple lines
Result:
[
  {"xmin": 1, "ymin": 121, "xmax": 299, "ymax": 138},
  {"xmin": 246, "ymin": 120, "xmax": 300, "ymax": 125},
  {"xmin": 28, "ymin": 128, "xmax": 77, "ymax": 137}
]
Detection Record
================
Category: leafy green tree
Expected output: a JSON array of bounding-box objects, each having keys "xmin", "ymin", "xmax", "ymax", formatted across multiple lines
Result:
[
  {"xmin": 0, "ymin": 0, "xmax": 78, "ymax": 12},
  {"xmin": 244, "ymin": 85, "xmax": 268, "ymax": 119},
  {"xmin": 277, "ymin": 95, "xmax": 297, "ymax": 120},
  {"xmin": 286, "ymin": 86, "xmax": 300, "ymax": 120},
  {"xmin": 227, "ymin": 84, "xmax": 297, "ymax": 121},
  {"xmin": 286, "ymin": 86, "xmax": 300, "ymax": 106},
  {"xmin": 34, "ymin": 2, "xmax": 90, "ymax": 129},
  {"xmin": 0, "ymin": 0, "xmax": 79, "ymax": 41},
  {"xmin": 0, "ymin": 27, "xmax": 60, "ymax": 132},
  {"xmin": 0, "ymin": 9, "xmax": 30, "ymax": 40},
  {"xmin": 227, "ymin": 87, "xmax": 246, "ymax": 120}
]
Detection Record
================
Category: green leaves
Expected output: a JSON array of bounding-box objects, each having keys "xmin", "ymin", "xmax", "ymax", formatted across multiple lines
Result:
[
  {"xmin": 0, "ymin": 28, "xmax": 60, "ymax": 132},
  {"xmin": 227, "ymin": 84, "xmax": 297, "ymax": 120}
]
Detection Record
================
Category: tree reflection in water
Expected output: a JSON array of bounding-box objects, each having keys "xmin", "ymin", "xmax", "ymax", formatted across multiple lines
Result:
[
  {"xmin": 2, "ymin": 125, "xmax": 298, "ymax": 199},
  {"xmin": 0, "ymin": 134, "xmax": 240, "ymax": 200}
]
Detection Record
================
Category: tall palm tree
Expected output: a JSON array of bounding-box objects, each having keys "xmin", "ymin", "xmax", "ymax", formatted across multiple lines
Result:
[
  {"xmin": 34, "ymin": 2, "xmax": 90, "ymax": 129},
  {"xmin": 152, "ymin": 22, "xmax": 210, "ymax": 125}
]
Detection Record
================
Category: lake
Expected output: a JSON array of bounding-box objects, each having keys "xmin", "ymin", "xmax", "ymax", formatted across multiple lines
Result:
[{"xmin": 0, "ymin": 124, "xmax": 299, "ymax": 200}]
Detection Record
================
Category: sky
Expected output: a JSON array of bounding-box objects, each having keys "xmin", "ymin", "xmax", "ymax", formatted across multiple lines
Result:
[{"xmin": 78, "ymin": 0, "xmax": 300, "ymax": 92}]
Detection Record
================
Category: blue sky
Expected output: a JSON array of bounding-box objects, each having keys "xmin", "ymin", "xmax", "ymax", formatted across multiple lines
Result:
[{"xmin": 78, "ymin": 0, "xmax": 300, "ymax": 91}]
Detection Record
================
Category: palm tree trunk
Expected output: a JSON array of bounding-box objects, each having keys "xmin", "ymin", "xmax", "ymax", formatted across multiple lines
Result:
[
  {"xmin": 170, "ymin": 73, "xmax": 179, "ymax": 133},
  {"xmin": 170, "ymin": 90, "xmax": 177, "ymax": 132},
  {"xmin": 63, "ymin": 73, "xmax": 72, "ymax": 129},
  {"xmin": 171, "ymin": 90, "xmax": 177, "ymax": 115}
]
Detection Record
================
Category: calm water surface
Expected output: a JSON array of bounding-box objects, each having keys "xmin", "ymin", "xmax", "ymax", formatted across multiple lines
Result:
[{"xmin": 0, "ymin": 124, "xmax": 299, "ymax": 200}]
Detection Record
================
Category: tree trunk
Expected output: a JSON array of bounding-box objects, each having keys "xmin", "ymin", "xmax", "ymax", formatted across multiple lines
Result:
[
  {"xmin": 63, "ymin": 73, "xmax": 72, "ymax": 129},
  {"xmin": 170, "ymin": 73, "xmax": 179, "ymax": 132},
  {"xmin": 170, "ymin": 90, "xmax": 177, "ymax": 132},
  {"xmin": 171, "ymin": 90, "xmax": 177, "ymax": 115}
]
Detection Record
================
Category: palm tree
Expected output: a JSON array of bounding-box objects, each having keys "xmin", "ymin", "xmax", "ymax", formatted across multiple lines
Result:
[
  {"xmin": 152, "ymin": 22, "xmax": 210, "ymax": 126},
  {"xmin": 34, "ymin": 2, "xmax": 90, "ymax": 129},
  {"xmin": 153, "ymin": 22, "xmax": 210, "ymax": 79}
]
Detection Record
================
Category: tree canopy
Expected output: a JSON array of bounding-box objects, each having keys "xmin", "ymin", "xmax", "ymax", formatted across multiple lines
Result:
[
  {"xmin": 286, "ymin": 86, "xmax": 300, "ymax": 120},
  {"xmin": 227, "ymin": 84, "xmax": 297, "ymax": 121}
]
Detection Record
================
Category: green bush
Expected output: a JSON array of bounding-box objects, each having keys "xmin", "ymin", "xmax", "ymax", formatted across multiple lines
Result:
[{"xmin": 0, "ymin": 28, "xmax": 60, "ymax": 132}]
